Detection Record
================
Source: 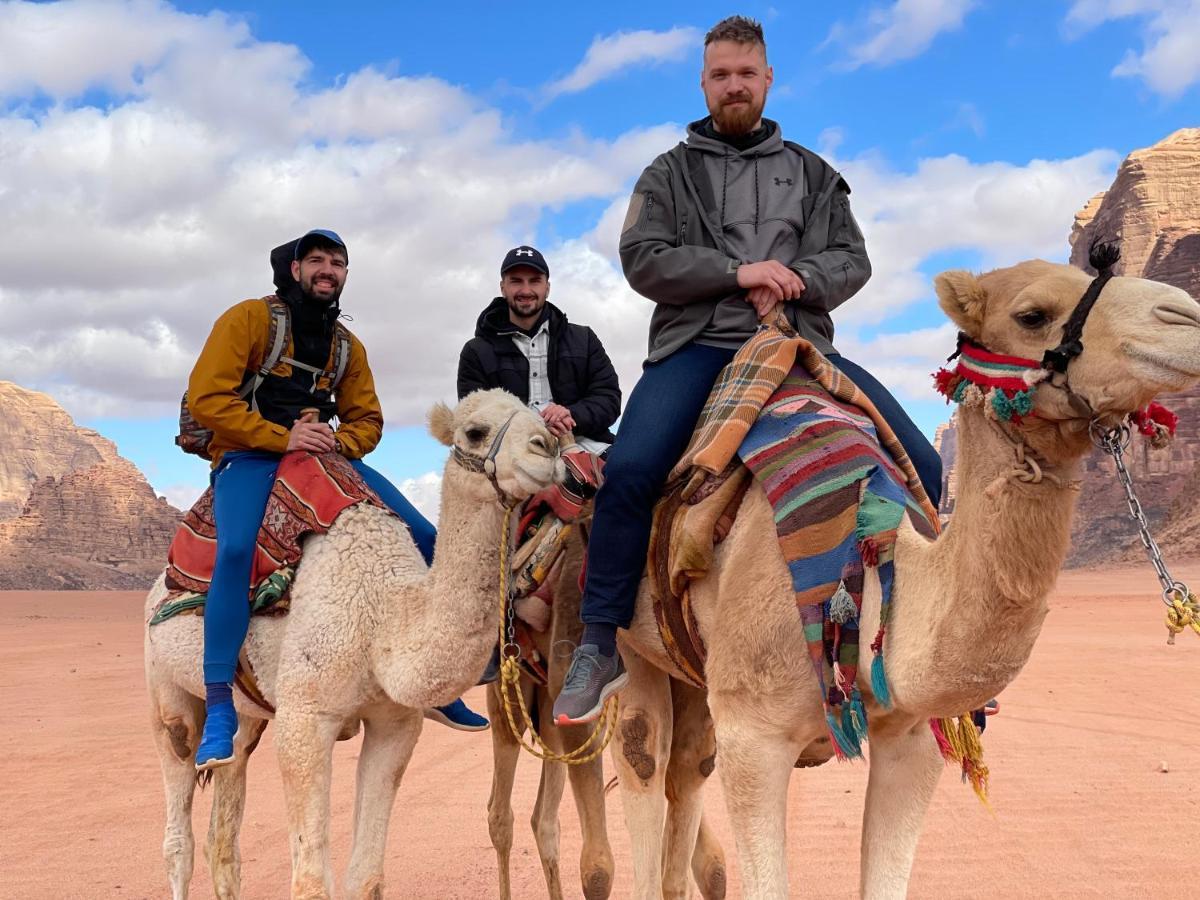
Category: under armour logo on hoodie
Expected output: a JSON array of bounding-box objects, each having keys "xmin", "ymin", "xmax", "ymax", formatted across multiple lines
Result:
[{"xmin": 773, "ymin": 177, "xmax": 794, "ymax": 187}]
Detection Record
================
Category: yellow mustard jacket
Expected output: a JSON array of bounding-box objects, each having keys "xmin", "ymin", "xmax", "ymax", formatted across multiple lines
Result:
[{"xmin": 187, "ymin": 297, "xmax": 383, "ymax": 467}]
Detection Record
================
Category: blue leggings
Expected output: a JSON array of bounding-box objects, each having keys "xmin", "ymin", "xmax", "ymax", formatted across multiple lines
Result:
[
  {"xmin": 579, "ymin": 344, "xmax": 942, "ymax": 629},
  {"xmin": 202, "ymin": 452, "xmax": 436, "ymax": 684}
]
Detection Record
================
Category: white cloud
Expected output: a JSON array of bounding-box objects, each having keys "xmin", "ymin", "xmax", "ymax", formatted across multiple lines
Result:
[
  {"xmin": 159, "ymin": 482, "xmax": 204, "ymax": 512},
  {"xmin": 829, "ymin": 0, "xmax": 978, "ymax": 69},
  {"xmin": 0, "ymin": 0, "xmax": 1123, "ymax": 464},
  {"xmin": 544, "ymin": 27, "xmax": 700, "ymax": 99},
  {"xmin": 1065, "ymin": 0, "xmax": 1200, "ymax": 97},
  {"xmin": 829, "ymin": 147, "xmax": 1120, "ymax": 324},
  {"xmin": 398, "ymin": 471, "xmax": 442, "ymax": 525}
]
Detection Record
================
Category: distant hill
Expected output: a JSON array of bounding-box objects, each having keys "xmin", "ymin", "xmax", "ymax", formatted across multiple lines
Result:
[{"xmin": 0, "ymin": 382, "xmax": 181, "ymax": 590}]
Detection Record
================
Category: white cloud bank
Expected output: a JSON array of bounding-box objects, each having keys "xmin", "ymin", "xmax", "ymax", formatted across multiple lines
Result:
[{"xmin": 0, "ymin": 0, "xmax": 1119, "ymax": 434}]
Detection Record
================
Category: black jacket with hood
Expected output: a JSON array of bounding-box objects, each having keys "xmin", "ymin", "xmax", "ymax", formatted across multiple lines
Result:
[{"xmin": 457, "ymin": 298, "xmax": 621, "ymax": 444}]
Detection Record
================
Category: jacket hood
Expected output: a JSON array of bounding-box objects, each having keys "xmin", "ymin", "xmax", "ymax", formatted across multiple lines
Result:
[
  {"xmin": 474, "ymin": 296, "xmax": 566, "ymax": 338},
  {"xmin": 685, "ymin": 116, "xmax": 783, "ymax": 158},
  {"xmin": 269, "ymin": 237, "xmax": 340, "ymax": 337}
]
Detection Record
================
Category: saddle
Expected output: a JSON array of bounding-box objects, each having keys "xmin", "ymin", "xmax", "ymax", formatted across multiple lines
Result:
[{"xmin": 647, "ymin": 324, "xmax": 940, "ymax": 761}]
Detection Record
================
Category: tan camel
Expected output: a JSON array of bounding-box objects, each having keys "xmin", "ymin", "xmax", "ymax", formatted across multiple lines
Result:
[
  {"xmin": 486, "ymin": 529, "xmax": 728, "ymax": 900},
  {"xmin": 608, "ymin": 261, "xmax": 1200, "ymax": 899},
  {"xmin": 144, "ymin": 389, "xmax": 562, "ymax": 900}
]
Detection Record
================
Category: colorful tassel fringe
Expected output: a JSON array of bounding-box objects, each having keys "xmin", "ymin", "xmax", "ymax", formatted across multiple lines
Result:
[{"xmin": 930, "ymin": 716, "xmax": 990, "ymax": 807}]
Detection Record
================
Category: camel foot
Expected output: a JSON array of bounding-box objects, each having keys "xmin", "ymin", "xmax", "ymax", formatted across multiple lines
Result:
[{"xmin": 794, "ymin": 735, "xmax": 834, "ymax": 768}]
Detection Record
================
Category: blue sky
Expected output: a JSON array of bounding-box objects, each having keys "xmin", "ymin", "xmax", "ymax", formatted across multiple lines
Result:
[{"xmin": 1, "ymin": 0, "xmax": 1197, "ymax": 513}]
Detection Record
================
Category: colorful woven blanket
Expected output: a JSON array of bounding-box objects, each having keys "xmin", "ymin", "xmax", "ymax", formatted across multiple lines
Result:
[
  {"xmin": 152, "ymin": 451, "xmax": 388, "ymax": 625},
  {"xmin": 668, "ymin": 324, "xmax": 940, "ymax": 760}
]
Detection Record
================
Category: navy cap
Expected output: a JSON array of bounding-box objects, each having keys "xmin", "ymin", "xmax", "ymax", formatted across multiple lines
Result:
[
  {"xmin": 500, "ymin": 245, "xmax": 549, "ymax": 277},
  {"xmin": 295, "ymin": 229, "xmax": 348, "ymax": 263}
]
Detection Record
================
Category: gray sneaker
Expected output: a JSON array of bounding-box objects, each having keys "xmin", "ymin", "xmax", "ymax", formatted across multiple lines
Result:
[{"xmin": 552, "ymin": 644, "xmax": 628, "ymax": 725}]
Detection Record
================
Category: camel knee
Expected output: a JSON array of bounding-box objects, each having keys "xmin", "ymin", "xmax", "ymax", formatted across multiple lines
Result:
[
  {"xmin": 695, "ymin": 858, "xmax": 727, "ymax": 900},
  {"xmin": 488, "ymin": 804, "xmax": 514, "ymax": 852},
  {"xmin": 617, "ymin": 710, "xmax": 660, "ymax": 783},
  {"xmin": 159, "ymin": 717, "xmax": 197, "ymax": 761}
]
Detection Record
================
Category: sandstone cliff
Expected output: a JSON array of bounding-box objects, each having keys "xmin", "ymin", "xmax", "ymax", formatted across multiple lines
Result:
[{"xmin": 0, "ymin": 384, "xmax": 181, "ymax": 589}]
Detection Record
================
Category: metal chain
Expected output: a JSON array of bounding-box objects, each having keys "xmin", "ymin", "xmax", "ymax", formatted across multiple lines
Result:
[{"xmin": 1089, "ymin": 421, "xmax": 1191, "ymax": 608}]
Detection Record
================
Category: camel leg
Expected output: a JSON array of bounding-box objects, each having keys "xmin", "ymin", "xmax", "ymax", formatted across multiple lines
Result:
[
  {"xmin": 859, "ymin": 722, "xmax": 943, "ymax": 900},
  {"xmin": 486, "ymin": 680, "xmax": 531, "ymax": 900},
  {"xmin": 663, "ymin": 680, "xmax": 725, "ymax": 900},
  {"xmin": 562, "ymin": 723, "xmax": 615, "ymax": 900},
  {"xmin": 531, "ymin": 755, "xmax": 569, "ymax": 900},
  {"xmin": 692, "ymin": 814, "xmax": 727, "ymax": 900},
  {"xmin": 709, "ymin": 700, "xmax": 798, "ymax": 900},
  {"xmin": 206, "ymin": 717, "xmax": 268, "ymax": 900},
  {"xmin": 275, "ymin": 708, "xmax": 342, "ymax": 900},
  {"xmin": 344, "ymin": 707, "xmax": 423, "ymax": 899},
  {"xmin": 150, "ymin": 690, "xmax": 204, "ymax": 900},
  {"xmin": 610, "ymin": 649, "xmax": 673, "ymax": 900}
]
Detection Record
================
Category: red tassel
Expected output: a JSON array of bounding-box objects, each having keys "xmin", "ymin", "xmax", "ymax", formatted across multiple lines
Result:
[
  {"xmin": 933, "ymin": 368, "xmax": 961, "ymax": 399},
  {"xmin": 1133, "ymin": 402, "xmax": 1178, "ymax": 437}
]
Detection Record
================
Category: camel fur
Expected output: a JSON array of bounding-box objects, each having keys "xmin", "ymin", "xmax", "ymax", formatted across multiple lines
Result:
[
  {"xmin": 609, "ymin": 261, "xmax": 1200, "ymax": 899},
  {"xmin": 144, "ymin": 389, "xmax": 562, "ymax": 900}
]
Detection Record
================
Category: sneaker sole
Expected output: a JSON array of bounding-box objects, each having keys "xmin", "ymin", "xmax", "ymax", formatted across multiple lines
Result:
[
  {"xmin": 554, "ymin": 670, "xmax": 629, "ymax": 726},
  {"xmin": 423, "ymin": 708, "xmax": 490, "ymax": 732}
]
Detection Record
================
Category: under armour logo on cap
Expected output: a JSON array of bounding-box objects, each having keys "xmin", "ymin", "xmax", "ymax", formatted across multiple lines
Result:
[{"xmin": 501, "ymin": 245, "xmax": 549, "ymax": 277}]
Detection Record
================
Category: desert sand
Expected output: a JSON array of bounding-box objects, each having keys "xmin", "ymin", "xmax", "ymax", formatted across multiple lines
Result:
[{"xmin": 3, "ymin": 564, "xmax": 1198, "ymax": 899}]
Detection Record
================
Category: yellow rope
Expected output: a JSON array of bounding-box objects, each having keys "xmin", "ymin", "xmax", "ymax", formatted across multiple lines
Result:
[
  {"xmin": 1165, "ymin": 588, "xmax": 1200, "ymax": 645},
  {"xmin": 496, "ymin": 506, "xmax": 619, "ymax": 764}
]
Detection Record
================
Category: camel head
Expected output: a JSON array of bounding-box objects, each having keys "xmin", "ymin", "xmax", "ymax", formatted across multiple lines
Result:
[
  {"xmin": 429, "ymin": 388, "xmax": 563, "ymax": 503},
  {"xmin": 936, "ymin": 259, "xmax": 1200, "ymax": 440}
]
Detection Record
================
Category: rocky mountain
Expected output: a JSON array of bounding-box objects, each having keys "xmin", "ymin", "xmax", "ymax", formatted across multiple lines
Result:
[
  {"xmin": 0, "ymin": 382, "xmax": 181, "ymax": 590},
  {"xmin": 938, "ymin": 128, "xmax": 1200, "ymax": 567}
]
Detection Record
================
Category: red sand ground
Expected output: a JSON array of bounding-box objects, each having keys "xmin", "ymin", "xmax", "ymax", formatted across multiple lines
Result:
[{"xmin": 3, "ymin": 564, "xmax": 1198, "ymax": 899}]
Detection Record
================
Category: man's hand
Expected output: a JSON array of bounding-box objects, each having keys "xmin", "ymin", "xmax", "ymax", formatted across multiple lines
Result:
[
  {"xmin": 288, "ymin": 419, "xmax": 337, "ymax": 453},
  {"xmin": 736, "ymin": 261, "xmax": 805, "ymax": 304},
  {"xmin": 540, "ymin": 403, "xmax": 576, "ymax": 438}
]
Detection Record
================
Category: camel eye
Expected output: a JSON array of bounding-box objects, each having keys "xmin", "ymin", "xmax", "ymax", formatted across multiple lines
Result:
[
  {"xmin": 465, "ymin": 426, "xmax": 487, "ymax": 444},
  {"xmin": 1014, "ymin": 309, "xmax": 1049, "ymax": 329}
]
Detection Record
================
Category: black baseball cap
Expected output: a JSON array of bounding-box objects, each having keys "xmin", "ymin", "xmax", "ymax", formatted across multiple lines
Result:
[
  {"xmin": 295, "ymin": 229, "xmax": 348, "ymax": 263},
  {"xmin": 500, "ymin": 245, "xmax": 549, "ymax": 277}
]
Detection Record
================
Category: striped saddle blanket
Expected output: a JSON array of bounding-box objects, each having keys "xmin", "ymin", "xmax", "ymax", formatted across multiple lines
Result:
[{"xmin": 657, "ymin": 323, "xmax": 940, "ymax": 760}]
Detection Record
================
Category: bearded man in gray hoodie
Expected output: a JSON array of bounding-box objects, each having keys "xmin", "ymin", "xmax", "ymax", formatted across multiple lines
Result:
[{"xmin": 553, "ymin": 15, "xmax": 943, "ymax": 725}]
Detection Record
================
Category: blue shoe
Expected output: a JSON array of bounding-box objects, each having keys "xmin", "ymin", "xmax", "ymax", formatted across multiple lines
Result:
[
  {"xmin": 195, "ymin": 701, "xmax": 239, "ymax": 771},
  {"xmin": 424, "ymin": 698, "xmax": 489, "ymax": 732}
]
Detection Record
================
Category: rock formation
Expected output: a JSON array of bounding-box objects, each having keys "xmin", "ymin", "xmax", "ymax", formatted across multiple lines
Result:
[{"xmin": 0, "ymin": 382, "xmax": 181, "ymax": 589}]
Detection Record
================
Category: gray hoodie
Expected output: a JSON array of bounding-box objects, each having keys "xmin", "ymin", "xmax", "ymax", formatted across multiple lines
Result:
[{"xmin": 619, "ymin": 117, "xmax": 871, "ymax": 360}]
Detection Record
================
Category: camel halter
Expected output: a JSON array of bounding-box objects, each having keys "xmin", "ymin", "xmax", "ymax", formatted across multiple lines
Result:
[{"xmin": 451, "ymin": 411, "xmax": 520, "ymax": 505}]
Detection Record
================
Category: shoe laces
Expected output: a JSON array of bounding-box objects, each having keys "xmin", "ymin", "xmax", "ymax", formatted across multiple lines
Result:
[{"xmin": 564, "ymin": 647, "xmax": 601, "ymax": 692}]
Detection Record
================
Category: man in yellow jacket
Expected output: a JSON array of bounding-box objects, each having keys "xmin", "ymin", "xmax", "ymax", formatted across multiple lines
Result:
[{"xmin": 190, "ymin": 229, "xmax": 487, "ymax": 772}]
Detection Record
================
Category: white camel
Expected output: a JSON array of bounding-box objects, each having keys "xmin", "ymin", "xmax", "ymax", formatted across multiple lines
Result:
[
  {"xmin": 607, "ymin": 261, "xmax": 1200, "ymax": 898},
  {"xmin": 144, "ymin": 389, "xmax": 562, "ymax": 899}
]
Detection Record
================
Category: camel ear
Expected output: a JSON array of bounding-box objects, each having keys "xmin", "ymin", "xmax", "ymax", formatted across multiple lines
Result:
[
  {"xmin": 428, "ymin": 402, "xmax": 455, "ymax": 446},
  {"xmin": 935, "ymin": 270, "xmax": 987, "ymax": 335}
]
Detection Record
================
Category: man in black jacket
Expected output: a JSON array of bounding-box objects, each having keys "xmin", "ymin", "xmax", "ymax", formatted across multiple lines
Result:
[{"xmin": 457, "ymin": 246, "xmax": 621, "ymax": 454}]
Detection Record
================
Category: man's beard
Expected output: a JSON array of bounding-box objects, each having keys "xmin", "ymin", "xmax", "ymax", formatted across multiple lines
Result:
[
  {"xmin": 300, "ymin": 278, "xmax": 343, "ymax": 305},
  {"xmin": 710, "ymin": 91, "xmax": 767, "ymax": 136},
  {"xmin": 507, "ymin": 296, "xmax": 544, "ymax": 318}
]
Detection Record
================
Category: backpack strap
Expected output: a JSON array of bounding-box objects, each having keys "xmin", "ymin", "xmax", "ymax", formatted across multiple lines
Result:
[
  {"xmin": 238, "ymin": 296, "xmax": 291, "ymax": 411},
  {"xmin": 331, "ymin": 323, "xmax": 352, "ymax": 390}
]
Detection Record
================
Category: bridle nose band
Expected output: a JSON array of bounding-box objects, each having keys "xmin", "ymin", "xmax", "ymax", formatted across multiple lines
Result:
[
  {"xmin": 451, "ymin": 411, "xmax": 520, "ymax": 503},
  {"xmin": 1041, "ymin": 239, "xmax": 1121, "ymax": 374}
]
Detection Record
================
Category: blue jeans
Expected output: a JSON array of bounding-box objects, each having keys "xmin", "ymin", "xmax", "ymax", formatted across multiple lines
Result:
[
  {"xmin": 202, "ymin": 452, "xmax": 436, "ymax": 684},
  {"xmin": 579, "ymin": 344, "xmax": 942, "ymax": 629}
]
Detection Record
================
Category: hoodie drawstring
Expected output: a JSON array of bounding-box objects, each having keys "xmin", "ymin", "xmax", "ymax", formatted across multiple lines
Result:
[
  {"xmin": 753, "ymin": 157, "xmax": 760, "ymax": 234},
  {"xmin": 720, "ymin": 151, "xmax": 729, "ymax": 226}
]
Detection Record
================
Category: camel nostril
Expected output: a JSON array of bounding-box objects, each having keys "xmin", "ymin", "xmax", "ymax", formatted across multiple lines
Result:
[{"xmin": 1153, "ymin": 303, "xmax": 1200, "ymax": 327}]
